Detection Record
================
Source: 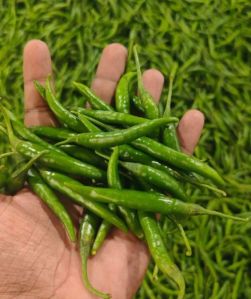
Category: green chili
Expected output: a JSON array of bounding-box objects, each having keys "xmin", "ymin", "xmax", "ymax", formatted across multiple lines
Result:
[
  {"xmin": 35, "ymin": 80, "xmax": 87, "ymax": 132},
  {"xmin": 59, "ymin": 144, "xmax": 106, "ymax": 169},
  {"xmin": 58, "ymin": 117, "xmax": 177, "ymax": 149},
  {"xmin": 1, "ymin": 109, "xmax": 106, "ymax": 181},
  {"xmin": 28, "ymin": 168, "xmax": 76, "ymax": 242},
  {"xmin": 76, "ymin": 108, "xmax": 149, "ymax": 126},
  {"xmin": 38, "ymin": 169, "xmax": 247, "ymax": 221},
  {"xmin": 30, "ymin": 126, "xmax": 76, "ymax": 141},
  {"xmin": 115, "ymin": 72, "xmax": 136, "ymax": 113},
  {"xmin": 73, "ymin": 82, "xmax": 113, "ymax": 111},
  {"xmin": 5, "ymin": 150, "xmax": 47, "ymax": 195},
  {"xmin": 133, "ymin": 46, "xmax": 159, "ymax": 119},
  {"xmin": 139, "ymin": 211, "xmax": 185, "ymax": 299},
  {"xmin": 121, "ymin": 161, "xmax": 188, "ymax": 201},
  {"xmin": 162, "ymin": 63, "xmax": 180, "ymax": 150},
  {"xmin": 39, "ymin": 169, "xmax": 128, "ymax": 232},
  {"xmin": 79, "ymin": 212, "xmax": 110, "ymax": 299},
  {"xmin": 132, "ymin": 137, "xmax": 225, "ymax": 186}
]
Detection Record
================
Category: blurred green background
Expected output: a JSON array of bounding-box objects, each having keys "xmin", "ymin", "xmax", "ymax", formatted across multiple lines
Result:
[{"xmin": 0, "ymin": 1, "xmax": 251, "ymax": 298}]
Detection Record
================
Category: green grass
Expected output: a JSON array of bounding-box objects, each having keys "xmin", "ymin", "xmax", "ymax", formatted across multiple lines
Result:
[{"xmin": 1, "ymin": 0, "xmax": 251, "ymax": 298}]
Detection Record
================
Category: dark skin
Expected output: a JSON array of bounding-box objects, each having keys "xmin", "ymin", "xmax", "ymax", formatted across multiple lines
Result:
[{"xmin": 0, "ymin": 40, "xmax": 204, "ymax": 299}]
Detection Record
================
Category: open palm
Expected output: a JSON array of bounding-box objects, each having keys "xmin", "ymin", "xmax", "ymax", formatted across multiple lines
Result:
[{"xmin": 0, "ymin": 40, "xmax": 204, "ymax": 299}]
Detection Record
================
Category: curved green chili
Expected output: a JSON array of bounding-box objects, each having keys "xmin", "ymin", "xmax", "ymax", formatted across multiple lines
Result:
[
  {"xmin": 58, "ymin": 117, "xmax": 177, "ymax": 149},
  {"xmin": 2, "ymin": 110, "xmax": 106, "ymax": 182},
  {"xmin": 5, "ymin": 150, "xmax": 47, "ymax": 195},
  {"xmin": 38, "ymin": 170, "xmax": 247, "ymax": 222},
  {"xmin": 162, "ymin": 63, "xmax": 180, "ymax": 150},
  {"xmin": 76, "ymin": 108, "xmax": 149, "ymax": 126},
  {"xmin": 115, "ymin": 72, "xmax": 136, "ymax": 113},
  {"xmin": 133, "ymin": 46, "xmax": 159, "ymax": 119},
  {"xmin": 138, "ymin": 211, "xmax": 185, "ymax": 299},
  {"xmin": 30, "ymin": 126, "xmax": 76, "ymax": 141},
  {"xmin": 35, "ymin": 80, "xmax": 87, "ymax": 132},
  {"xmin": 121, "ymin": 162, "xmax": 188, "ymax": 201},
  {"xmin": 92, "ymin": 147, "xmax": 121, "ymax": 255},
  {"xmin": 59, "ymin": 144, "xmax": 107, "ymax": 169},
  {"xmin": 79, "ymin": 212, "xmax": 110, "ymax": 299},
  {"xmin": 39, "ymin": 168, "xmax": 128, "ymax": 232},
  {"xmin": 92, "ymin": 147, "xmax": 143, "ymax": 254},
  {"xmin": 73, "ymin": 82, "xmax": 113, "ymax": 111},
  {"xmin": 28, "ymin": 168, "xmax": 76, "ymax": 242},
  {"xmin": 132, "ymin": 137, "xmax": 225, "ymax": 186}
]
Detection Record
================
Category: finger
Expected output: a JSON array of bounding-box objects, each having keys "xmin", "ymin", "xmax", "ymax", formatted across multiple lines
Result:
[
  {"xmin": 23, "ymin": 40, "xmax": 56, "ymax": 127},
  {"xmin": 91, "ymin": 43, "xmax": 127, "ymax": 103},
  {"xmin": 177, "ymin": 109, "xmax": 205, "ymax": 155},
  {"xmin": 142, "ymin": 69, "xmax": 164, "ymax": 103}
]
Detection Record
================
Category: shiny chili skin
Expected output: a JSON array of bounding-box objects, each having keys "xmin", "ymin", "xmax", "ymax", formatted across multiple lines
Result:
[
  {"xmin": 138, "ymin": 211, "xmax": 185, "ymax": 299},
  {"xmin": 133, "ymin": 46, "xmax": 159, "ymax": 120},
  {"xmin": 14, "ymin": 139, "xmax": 106, "ymax": 181},
  {"xmin": 76, "ymin": 108, "xmax": 148, "ymax": 126},
  {"xmin": 35, "ymin": 80, "xmax": 87, "ymax": 132},
  {"xmin": 37, "ymin": 170, "xmax": 244, "ymax": 222},
  {"xmin": 30, "ymin": 126, "xmax": 76, "ymax": 141},
  {"xmin": 162, "ymin": 62, "xmax": 180, "ymax": 150},
  {"xmin": 28, "ymin": 168, "xmax": 76, "ymax": 242},
  {"xmin": 115, "ymin": 72, "xmax": 136, "ymax": 113},
  {"xmin": 92, "ymin": 147, "xmax": 142, "ymax": 254},
  {"xmin": 59, "ymin": 144, "xmax": 107, "ymax": 169},
  {"xmin": 60, "ymin": 117, "xmax": 177, "ymax": 149},
  {"xmin": 131, "ymin": 95, "xmax": 145, "ymax": 114},
  {"xmin": 121, "ymin": 162, "xmax": 188, "ymax": 201},
  {"xmin": 73, "ymin": 82, "xmax": 113, "ymax": 111},
  {"xmin": 132, "ymin": 137, "xmax": 225, "ymax": 186},
  {"xmin": 39, "ymin": 168, "xmax": 128, "ymax": 232},
  {"xmin": 92, "ymin": 147, "xmax": 121, "ymax": 255},
  {"xmin": 5, "ymin": 151, "xmax": 47, "ymax": 195},
  {"xmin": 79, "ymin": 212, "xmax": 110, "ymax": 299}
]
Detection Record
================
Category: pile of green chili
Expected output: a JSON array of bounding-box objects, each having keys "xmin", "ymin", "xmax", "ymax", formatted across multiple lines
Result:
[{"xmin": 0, "ymin": 47, "xmax": 248, "ymax": 299}]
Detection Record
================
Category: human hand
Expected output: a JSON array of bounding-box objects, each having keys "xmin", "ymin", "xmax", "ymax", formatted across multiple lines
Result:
[{"xmin": 0, "ymin": 40, "xmax": 204, "ymax": 299}]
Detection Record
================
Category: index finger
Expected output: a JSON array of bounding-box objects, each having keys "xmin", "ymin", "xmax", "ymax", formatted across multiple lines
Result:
[
  {"xmin": 91, "ymin": 43, "xmax": 128, "ymax": 103},
  {"xmin": 23, "ymin": 40, "xmax": 56, "ymax": 127}
]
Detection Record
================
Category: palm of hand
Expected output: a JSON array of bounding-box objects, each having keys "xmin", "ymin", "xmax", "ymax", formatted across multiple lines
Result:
[{"xmin": 0, "ymin": 40, "xmax": 204, "ymax": 299}]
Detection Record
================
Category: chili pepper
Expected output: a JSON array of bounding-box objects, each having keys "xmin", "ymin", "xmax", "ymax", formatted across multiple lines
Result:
[
  {"xmin": 84, "ymin": 116, "xmax": 116, "ymax": 132},
  {"xmin": 38, "ymin": 169, "xmax": 247, "ymax": 222},
  {"xmin": 118, "ymin": 144, "xmax": 225, "ymax": 194},
  {"xmin": 57, "ymin": 117, "xmax": 177, "ymax": 149},
  {"xmin": 30, "ymin": 126, "xmax": 76, "ymax": 141},
  {"xmin": 39, "ymin": 168, "xmax": 128, "ymax": 232},
  {"xmin": 79, "ymin": 212, "xmax": 110, "ymax": 299},
  {"xmin": 131, "ymin": 95, "xmax": 145, "ymax": 114},
  {"xmin": 77, "ymin": 113, "xmax": 101, "ymax": 133},
  {"xmin": 76, "ymin": 108, "xmax": 149, "ymax": 126},
  {"xmin": 18, "ymin": 141, "xmax": 106, "ymax": 181},
  {"xmin": 92, "ymin": 147, "xmax": 122, "ymax": 255},
  {"xmin": 162, "ymin": 63, "xmax": 180, "ymax": 150},
  {"xmin": 2, "ymin": 108, "xmax": 55, "ymax": 148},
  {"xmin": 133, "ymin": 46, "xmax": 159, "ymax": 119},
  {"xmin": 138, "ymin": 211, "xmax": 185, "ymax": 299},
  {"xmin": 35, "ymin": 80, "xmax": 87, "ymax": 132},
  {"xmin": 73, "ymin": 82, "xmax": 113, "ymax": 111},
  {"xmin": 1, "ymin": 109, "xmax": 106, "ymax": 181},
  {"xmin": 121, "ymin": 161, "xmax": 188, "ymax": 201},
  {"xmin": 132, "ymin": 137, "xmax": 225, "ymax": 186},
  {"xmin": 5, "ymin": 150, "xmax": 47, "ymax": 195},
  {"xmin": 92, "ymin": 147, "xmax": 143, "ymax": 254},
  {"xmin": 58, "ymin": 144, "xmax": 106, "ymax": 169},
  {"xmin": 115, "ymin": 72, "xmax": 136, "ymax": 113},
  {"xmin": 28, "ymin": 167, "xmax": 76, "ymax": 242}
]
